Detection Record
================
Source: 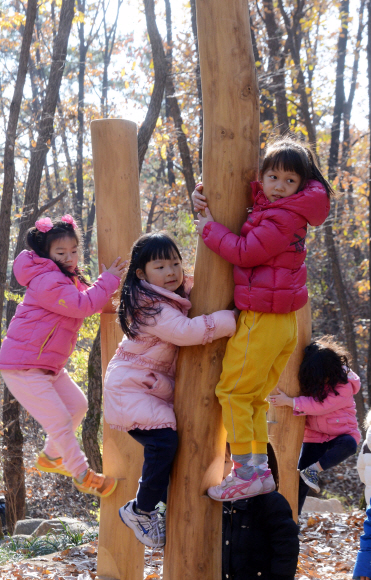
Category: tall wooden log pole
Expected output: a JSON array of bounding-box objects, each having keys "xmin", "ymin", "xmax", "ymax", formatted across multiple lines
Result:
[
  {"xmin": 163, "ymin": 2, "xmax": 259, "ymax": 579},
  {"xmin": 268, "ymin": 302, "xmax": 311, "ymax": 521},
  {"xmin": 92, "ymin": 120, "xmax": 144, "ymax": 580}
]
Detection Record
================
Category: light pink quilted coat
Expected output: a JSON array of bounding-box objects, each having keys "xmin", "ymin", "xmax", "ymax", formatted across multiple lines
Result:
[
  {"xmin": 293, "ymin": 369, "xmax": 361, "ymax": 444},
  {"xmin": 0, "ymin": 251, "xmax": 120, "ymax": 373},
  {"xmin": 103, "ymin": 281, "xmax": 236, "ymax": 432}
]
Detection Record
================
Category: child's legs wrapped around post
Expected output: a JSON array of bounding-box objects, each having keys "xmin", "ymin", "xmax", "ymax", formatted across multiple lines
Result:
[
  {"xmin": 1, "ymin": 368, "xmax": 88, "ymax": 477},
  {"xmin": 215, "ymin": 310, "xmax": 298, "ymax": 455}
]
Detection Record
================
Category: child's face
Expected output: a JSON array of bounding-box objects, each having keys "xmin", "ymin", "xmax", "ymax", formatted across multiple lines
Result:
[
  {"xmin": 49, "ymin": 236, "xmax": 79, "ymax": 272},
  {"xmin": 261, "ymin": 166, "xmax": 301, "ymax": 203},
  {"xmin": 136, "ymin": 253, "xmax": 183, "ymax": 292}
]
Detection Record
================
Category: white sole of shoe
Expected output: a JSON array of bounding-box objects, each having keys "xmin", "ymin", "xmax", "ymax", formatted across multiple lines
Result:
[
  {"xmin": 300, "ymin": 472, "xmax": 320, "ymax": 493},
  {"xmin": 208, "ymin": 484, "xmax": 263, "ymax": 502},
  {"xmin": 118, "ymin": 506, "xmax": 165, "ymax": 548}
]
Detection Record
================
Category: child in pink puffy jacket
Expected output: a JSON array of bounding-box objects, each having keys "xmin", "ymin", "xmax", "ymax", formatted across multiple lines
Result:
[
  {"xmin": 0, "ymin": 215, "xmax": 126, "ymax": 499},
  {"xmin": 269, "ymin": 337, "xmax": 360, "ymax": 514},
  {"xmin": 104, "ymin": 232, "xmax": 236, "ymax": 548},
  {"xmin": 193, "ymin": 136, "xmax": 332, "ymax": 503}
]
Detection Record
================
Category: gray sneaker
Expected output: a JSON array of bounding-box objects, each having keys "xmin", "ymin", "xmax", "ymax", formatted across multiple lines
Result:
[
  {"xmin": 119, "ymin": 500, "xmax": 165, "ymax": 548},
  {"xmin": 300, "ymin": 467, "xmax": 320, "ymax": 493}
]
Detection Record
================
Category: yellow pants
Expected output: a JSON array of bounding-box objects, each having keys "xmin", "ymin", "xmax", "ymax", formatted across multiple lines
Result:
[{"xmin": 216, "ymin": 310, "xmax": 298, "ymax": 455}]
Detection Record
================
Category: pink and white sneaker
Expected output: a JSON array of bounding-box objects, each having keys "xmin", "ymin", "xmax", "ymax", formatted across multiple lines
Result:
[
  {"xmin": 207, "ymin": 470, "xmax": 263, "ymax": 502},
  {"xmin": 259, "ymin": 469, "xmax": 276, "ymax": 494}
]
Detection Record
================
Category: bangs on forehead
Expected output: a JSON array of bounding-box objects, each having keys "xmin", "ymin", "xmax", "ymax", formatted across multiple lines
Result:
[
  {"xmin": 144, "ymin": 236, "xmax": 182, "ymax": 262},
  {"xmin": 268, "ymin": 149, "xmax": 306, "ymax": 174}
]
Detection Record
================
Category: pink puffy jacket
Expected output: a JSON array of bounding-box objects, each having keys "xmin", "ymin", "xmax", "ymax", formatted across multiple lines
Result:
[
  {"xmin": 0, "ymin": 251, "xmax": 120, "ymax": 373},
  {"xmin": 293, "ymin": 369, "xmax": 361, "ymax": 444},
  {"xmin": 202, "ymin": 180, "xmax": 330, "ymax": 313},
  {"xmin": 103, "ymin": 280, "xmax": 236, "ymax": 432}
]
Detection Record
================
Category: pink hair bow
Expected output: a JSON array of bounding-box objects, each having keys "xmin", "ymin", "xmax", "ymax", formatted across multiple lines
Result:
[
  {"xmin": 35, "ymin": 217, "xmax": 53, "ymax": 233},
  {"xmin": 61, "ymin": 214, "xmax": 77, "ymax": 229}
]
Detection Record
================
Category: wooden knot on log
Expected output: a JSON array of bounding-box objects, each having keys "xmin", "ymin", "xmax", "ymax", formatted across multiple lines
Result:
[{"xmin": 241, "ymin": 85, "xmax": 252, "ymax": 99}]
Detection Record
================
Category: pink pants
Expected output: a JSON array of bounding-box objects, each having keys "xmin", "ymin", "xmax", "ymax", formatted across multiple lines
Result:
[{"xmin": 1, "ymin": 368, "xmax": 89, "ymax": 478}]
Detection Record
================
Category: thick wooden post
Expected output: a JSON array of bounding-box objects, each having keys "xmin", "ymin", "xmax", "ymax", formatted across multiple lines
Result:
[
  {"xmin": 92, "ymin": 119, "xmax": 144, "ymax": 580},
  {"xmin": 268, "ymin": 302, "xmax": 311, "ymax": 521},
  {"xmin": 163, "ymin": 2, "xmax": 259, "ymax": 579}
]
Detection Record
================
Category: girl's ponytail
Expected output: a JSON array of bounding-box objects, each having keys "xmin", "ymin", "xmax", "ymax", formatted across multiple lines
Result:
[{"xmin": 305, "ymin": 147, "xmax": 335, "ymax": 198}]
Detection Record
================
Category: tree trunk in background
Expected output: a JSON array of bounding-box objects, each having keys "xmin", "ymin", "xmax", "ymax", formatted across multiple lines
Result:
[
  {"xmin": 0, "ymin": 0, "xmax": 37, "ymax": 344},
  {"xmin": 164, "ymin": 0, "xmax": 196, "ymax": 214},
  {"xmin": 165, "ymin": 0, "xmax": 175, "ymax": 188},
  {"xmin": 82, "ymin": 327, "xmax": 103, "ymax": 473},
  {"xmin": 262, "ymin": 0, "xmax": 289, "ymax": 132},
  {"xmin": 0, "ymin": 0, "xmax": 37, "ymax": 538},
  {"xmin": 76, "ymin": 0, "xmax": 86, "ymax": 225},
  {"xmin": 190, "ymin": 0, "xmax": 203, "ymax": 175},
  {"xmin": 3, "ymin": 0, "xmax": 75, "ymax": 535},
  {"xmin": 325, "ymin": 0, "xmax": 365, "ymax": 430},
  {"xmin": 278, "ymin": 0, "xmax": 316, "ymax": 146},
  {"xmin": 138, "ymin": 0, "xmax": 168, "ymax": 173},
  {"xmin": 328, "ymin": 0, "xmax": 349, "ymax": 182}
]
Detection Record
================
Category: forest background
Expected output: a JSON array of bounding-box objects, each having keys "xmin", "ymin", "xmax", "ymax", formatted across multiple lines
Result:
[{"xmin": 0, "ymin": 0, "xmax": 370, "ymax": 535}]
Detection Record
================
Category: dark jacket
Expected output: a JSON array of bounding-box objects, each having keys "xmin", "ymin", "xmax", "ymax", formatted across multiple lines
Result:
[{"xmin": 222, "ymin": 491, "xmax": 299, "ymax": 580}]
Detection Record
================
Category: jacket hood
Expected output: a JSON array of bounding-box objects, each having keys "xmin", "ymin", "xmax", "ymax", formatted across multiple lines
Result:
[
  {"xmin": 250, "ymin": 180, "xmax": 330, "ymax": 227},
  {"xmin": 347, "ymin": 369, "xmax": 361, "ymax": 396},
  {"xmin": 140, "ymin": 280, "xmax": 192, "ymax": 310},
  {"xmin": 13, "ymin": 250, "xmax": 61, "ymax": 287}
]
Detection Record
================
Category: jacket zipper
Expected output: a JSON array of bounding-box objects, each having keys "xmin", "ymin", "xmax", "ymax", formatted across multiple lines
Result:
[{"xmin": 37, "ymin": 325, "xmax": 57, "ymax": 360}]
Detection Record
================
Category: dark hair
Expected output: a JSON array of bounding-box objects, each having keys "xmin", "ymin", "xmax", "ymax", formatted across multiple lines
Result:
[
  {"xmin": 26, "ymin": 217, "xmax": 90, "ymax": 285},
  {"xmin": 298, "ymin": 336, "xmax": 350, "ymax": 402},
  {"xmin": 261, "ymin": 136, "xmax": 334, "ymax": 197},
  {"xmin": 118, "ymin": 232, "xmax": 184, "ymax": 339}
]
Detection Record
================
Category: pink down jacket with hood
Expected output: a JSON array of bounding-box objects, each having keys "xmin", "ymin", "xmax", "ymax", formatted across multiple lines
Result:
[
  {"xmin": 202, "ymin": 180, "xmax": 330, "ymax": 313},
  {"xmin": 292, "ymin": 369, "xmax": 361, "ymax": 444},
  {"xmin": 0, "ymin": 250, "xmax": 120, "ymax": 374},
  {"xmin": 103, "ymin": 280, "xmax": 236, "ymax": 432}
]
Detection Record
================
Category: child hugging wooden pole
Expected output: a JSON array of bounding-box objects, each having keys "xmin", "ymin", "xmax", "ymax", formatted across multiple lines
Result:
[
  {"xmin": 91, "ymin": 119, "xmax": 144, "ymax": 580},
  {"xmin": 163, "ymin": 1, "xmax": 259, "ymax": 578}
]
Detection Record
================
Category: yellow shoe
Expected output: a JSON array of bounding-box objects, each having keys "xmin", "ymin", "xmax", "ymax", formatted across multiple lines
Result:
[
  {"xmin": 73, "ymin": 468, "xmax": 117, "ymax": 498},
  {"xmin": 35, "ymin": 452, "xmax": 72, "ymax": 477}
]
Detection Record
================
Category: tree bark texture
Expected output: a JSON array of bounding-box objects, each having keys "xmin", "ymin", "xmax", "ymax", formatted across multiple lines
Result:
[
  {"xmin": 82, "ymin": 327, "xmax": 103, "ymax": 473},
  {"xmin": 262, "ymin": 0, "xmax": 289, "ymax": 132},
  {"xmin": 3, "ymin": 0, "xmax": 75, "ymax": 536},
  {"xmin": 0, "ymin": 0, "xmax": 37, "ymax": 343},
  {"xmin": 328, "ymin": 0, "xmax": 349, "ymax": 182},
  {"xmin": 76, "ymin": 0, "xmax": 87, "ymax": 225},
  {"xmin": 190, "ymin": 0, "xmax": 203, "ymax": 175},
  {"xmin": 3, "ymin": 389, "xmax": 25, "ymax": 535},
  {"xmin": 164, "ymin": 0, "xmax": 196, "ymax": 214},
  {"xmin": 138, "ymin": 0, "xmax": 168, "ymax": 173},
  {"xmin": 277, "ymin": 0, "xmax": 316, "ymax": 146}
]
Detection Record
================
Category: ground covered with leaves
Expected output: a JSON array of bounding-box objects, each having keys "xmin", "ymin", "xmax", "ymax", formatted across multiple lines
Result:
[{"xmin": 0, "ymin": 419, "xmax": 366, "ymax": 578}]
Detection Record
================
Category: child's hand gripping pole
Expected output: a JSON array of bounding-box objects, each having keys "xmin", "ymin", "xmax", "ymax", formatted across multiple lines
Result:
[
  {"xmin": 192, "ymin": 183, "xmax": 215, "ymax": 236},
  {"xmin": 268, "ymin": 389, "xmax": 294, "ymax": 408}
]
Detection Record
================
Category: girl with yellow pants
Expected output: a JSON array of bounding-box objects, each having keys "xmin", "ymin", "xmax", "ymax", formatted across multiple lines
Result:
[{"xmin": 193, "ymin": 136, "xmax": 332, "ymax": 501}]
